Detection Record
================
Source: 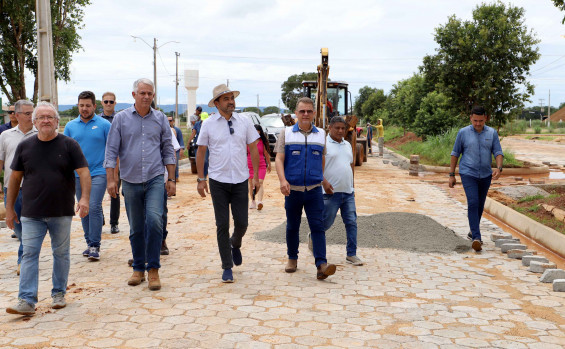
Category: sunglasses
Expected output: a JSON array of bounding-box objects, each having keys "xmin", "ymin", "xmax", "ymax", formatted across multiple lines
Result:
[
  {"xmin": 103, "ymin": 100, "xmax": 115, "ymax": 105},
  {"xmin": 227, "ymin": 120, "xmax": 234, "ymax": 135},
  {"xmin": 7, "ymin": 111, "xmax": 15, "ymax": 114}
]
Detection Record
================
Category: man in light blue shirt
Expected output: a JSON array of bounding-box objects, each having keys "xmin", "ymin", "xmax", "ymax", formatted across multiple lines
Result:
[
  {"xmin": 104, "ymin": 78, "xmax": 176, "ymax": 291},
  {"xmin": 322, "ymin": 116, "xmax": 363, "ymax": 266},
  {"xmin": 449, "ymin": 106, "xmax": 503, "ymax": 252},
  {"xmin": 64, "ymin": 91, "xmax": 111, "ymax": 261}
]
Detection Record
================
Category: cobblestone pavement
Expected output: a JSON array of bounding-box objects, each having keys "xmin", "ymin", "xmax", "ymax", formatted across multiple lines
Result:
[
  {"xmin": 1, "ymin": 154, "xmax": 565, "ymax": 348},
  {"xmin": 501, "ymin": 136, "xmax": 565, "ymax": 167}
]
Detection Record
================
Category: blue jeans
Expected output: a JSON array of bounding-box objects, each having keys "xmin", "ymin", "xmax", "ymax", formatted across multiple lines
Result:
[
  {"xmin": 285, "ymin": 186, "xmax": 327, "ymax": 267},
  {"xmin": 75, "ymin": 175, "xmax": 107, "ymax": 248},
  {"xmin": 162, "ymin": 183, "xmax": 169, "ymax": 240},
  {"xmin": 175, "ymin": 150, "xmax": 180, "ymax": 179},
  {"xmin": 122, "ymin": 175, "xmax": 164, "ymax": 271},
  {"xmin": 19, "ymin": 216, "xmax": 72, "ymax": 305},
  {"xmin": 3, "ymin": 187, "xmax": 23, "ymax": 264},
  {"xmin": 460, "ymin": 174, "xmax": 492, "ymax": 241},
  {"xmin": 323, "ymin": 192, "xmax": 358, "ymax": 256}
]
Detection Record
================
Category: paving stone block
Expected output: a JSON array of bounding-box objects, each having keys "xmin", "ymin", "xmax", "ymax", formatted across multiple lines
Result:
[
  {"xmin": 500, "ymin": 243, "xmax": 526, "ymax": 253},
  {"xmin": 491, "ymin": 233, "xmax": 513, "ymax": 242},
  {"xmin": 382, "ymin": 160, "xmax": 389, "ymax": 164},
  {"xmin": 522, "ymin": 255, "xmax": 549, "ymax": 267},
  {"xmin": 529, "ymin": 261, "xmax": 557, "ymax": 273},
  {"xmin": 553, "ymin": 279, "xmax": 565, "ymax": 292},
  {"xmin": 0, "ymin": 221, "xmax": 5, "ymax": 228},
  {"xmin": 495, "ymin": 238, "xmax": 520, "ymax": 247},
  {"xmin": 391, "ymin": 161, "xmax": 399, "ymax": 166},
  {"xmin": 507, "ymin": 249, "xmax": 534, "ymax": 259},
  {"xmin": 540, "ymin": 269, "xmax": 565, "ymax": 283}
]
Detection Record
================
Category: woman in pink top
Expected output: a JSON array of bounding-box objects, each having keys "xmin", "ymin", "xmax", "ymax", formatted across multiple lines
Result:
[{"xmin": 247, "ymin": 125, "xmax": 271, "ymax": 210}]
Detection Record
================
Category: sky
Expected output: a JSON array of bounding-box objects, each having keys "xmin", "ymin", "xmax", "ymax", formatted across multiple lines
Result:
[{"xmin": 4, "ymin": 0, "xmax": 565, "ymax": 111}]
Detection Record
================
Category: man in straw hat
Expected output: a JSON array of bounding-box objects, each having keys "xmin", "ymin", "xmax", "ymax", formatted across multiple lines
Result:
[{"xmin": 196, "ymin": 84, "xmax": 261, "ymax": 283}]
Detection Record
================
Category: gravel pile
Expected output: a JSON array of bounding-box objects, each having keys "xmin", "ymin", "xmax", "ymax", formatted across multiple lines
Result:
[{"xmin": 254, "ymin": 212, "xmax": 470, "ymax": 254}]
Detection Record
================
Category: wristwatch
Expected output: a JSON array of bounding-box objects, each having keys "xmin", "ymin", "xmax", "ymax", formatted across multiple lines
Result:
[
  {"xmin": 167, "ymin": 178, "xmax": 176, "ymax": 183},
  {"xmin": 197, "ymin": 177, "xmax": 207, "ymax": 182},
  {"xmin": 498, "ymin": 167, "xmax": 503, "ymax": 172}
]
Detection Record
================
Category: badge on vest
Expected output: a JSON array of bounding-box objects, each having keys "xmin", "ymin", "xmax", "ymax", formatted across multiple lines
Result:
[
  {"xmin": 292, "ymin": 150, "xmax": 300, "ymax": 155},
  {"xmin": 312, "ymin": 150, "xmax": 320, "ymax": 155}
]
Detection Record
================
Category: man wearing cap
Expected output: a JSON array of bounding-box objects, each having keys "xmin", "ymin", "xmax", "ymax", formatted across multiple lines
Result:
[
  {"xmin": 196, "ymin": 84, "xmax": 261, "ymax": 283},
  {"xmin": 0, "ymin": 105, "xmax": 18, "ymax": 134},
  {"xmin": 375, "ymin": 119, "xmax": 384, "ymax": 157},
  {"xmin": 189, "ymin": 106, "xmax": 202, "ymax": 127}
]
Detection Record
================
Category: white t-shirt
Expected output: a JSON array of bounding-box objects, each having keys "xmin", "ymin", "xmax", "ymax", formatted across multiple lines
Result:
[
  {"xmin": 197, "ymin": 112, "xmax": 259, "ymax": 184},
  {"xmin": 323, "ymin": 135, "xmax": 354, "ymax": 194}
]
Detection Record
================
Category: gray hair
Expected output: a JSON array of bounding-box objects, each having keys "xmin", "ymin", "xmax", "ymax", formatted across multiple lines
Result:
[
  {"xmin": 295, "ymin": 97, "xmax": 314, "ymax": 109},
  {"xmin": 32, "ymin": 101, "xmax": 60, "ymax": 122},
  {"xmin": 133, "ymin": 78, "xmax": 154, "ymax": 93},
  {"xmin": 14, "ymin": 99, "xmax": 34, "ymax": 113}
]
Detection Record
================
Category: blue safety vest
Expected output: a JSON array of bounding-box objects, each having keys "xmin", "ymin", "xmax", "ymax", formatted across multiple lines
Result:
[{"xmin": 284, "ymin": 124, "xmax": 325, "ymax": 187}]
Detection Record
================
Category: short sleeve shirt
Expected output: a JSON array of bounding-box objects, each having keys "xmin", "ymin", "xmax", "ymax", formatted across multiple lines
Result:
[
  {"xmin": 0, "ymin": 126, "xmax": 37, "ymax": 188},
  {"xmin": 11, "ymin": 134, "xmax": 88, "ymax": 217},
  {"xmin": 196, "ymin": 112, "xmax": 259, "ymax": 184}
]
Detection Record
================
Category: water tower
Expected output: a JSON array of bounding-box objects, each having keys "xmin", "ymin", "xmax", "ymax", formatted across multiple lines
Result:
[{"xmin": 184, "ymin": 69, "xmax": 199, "ymax": 129}]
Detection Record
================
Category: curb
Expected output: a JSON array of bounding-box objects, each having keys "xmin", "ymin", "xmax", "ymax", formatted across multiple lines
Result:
[
  {"xmin": 384, "ymin": 147, "xmax": 550, "ymax": 175},
  {"xmin": 485, "ymin": 197, "xmax": 565, "ymax": 258}
]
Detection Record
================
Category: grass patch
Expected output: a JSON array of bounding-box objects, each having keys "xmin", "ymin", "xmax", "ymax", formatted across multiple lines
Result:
[
  {"xmin": 389, "ymin": 128, "xmax": 523, "ymax": 167},
  {"xmin": 383, "ymin": 126, "xmax": 404, "ymax": 142},
  {"xmin": 518, "ymin": 195, "xmax": 546, "ymax": 203}
]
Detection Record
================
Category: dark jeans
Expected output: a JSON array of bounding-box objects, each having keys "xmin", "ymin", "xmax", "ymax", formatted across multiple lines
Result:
[
  {"xmin": 285, "ymin": 186, "xmax": 327, "ymax": 267},
  {"xmin": 162, "ymin": 183, "xmax": 168, "ymax": 241},
  {"xmin": 110, "ymin": 178, "xmax": 121, "ymax": 226},
  {"xmin": 209, "ymin": 178, "xmax": 248, "ymax": 270},
  {"xmin": 460, "ymin": 174, "xmax": 492, "ymax": 241},
  {"xmin": 122, "ymin": 175, "xmax": 164, "ymax": 271}
]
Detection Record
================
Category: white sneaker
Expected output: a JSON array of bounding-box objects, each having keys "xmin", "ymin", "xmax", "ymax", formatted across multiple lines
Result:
[
  {"xmin": 249, "ymin": 201, "xmax": 256, "ymax": 209},
  {"xmin": 52, "ymin": 293, "xmax": 66, "ymax": 309},
  {"xmin": 346, "ymin": 255, "xmax": 364, "ymax": 266},
  {"xmin": 6, "ymin": 299, "xmax": 35, "ymax": 315}
]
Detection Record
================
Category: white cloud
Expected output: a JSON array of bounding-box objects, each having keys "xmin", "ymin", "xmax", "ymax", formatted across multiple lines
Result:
[{"xmin": 3, "ymin": 0, "xmax": 565, "ymax": 110}]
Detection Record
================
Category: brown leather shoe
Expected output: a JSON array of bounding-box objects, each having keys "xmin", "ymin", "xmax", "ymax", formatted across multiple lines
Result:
[
  {"xmin": 285, "ymin": 259, "xmax": 297, "ymax": 273},
  {"xmin": 317, "ymin": 263, "xmax": 336, "ymax": 280},
  {"xmin": 147, "ymin": 269, "xmax": 161, "ymax": 290},
  {"xmin": 128, "ymin": 271, "xmax": 145, "ymax": 286}
]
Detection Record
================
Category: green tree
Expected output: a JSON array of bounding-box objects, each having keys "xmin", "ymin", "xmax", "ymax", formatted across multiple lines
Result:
[
  {"xmin": 412, "ymin": 91, "xmax": 461, "ymax": 138},
  {"xmin": 553, "ymin": 0, "xmax": 565, "ymax": 23},
  {"xmin": 281, "ymin": 72, "xmax": 317, "ymax": 112},
  {"xmin": 243, "ymin": 107, "xmax": 261, "ymax": 114},
  {"xmin": 354, "ymin": 86, "xmax": 378, "ymax": 117},
  {"xmin": 0, "ymin": 0, "xmax": 91, "ymax": 103},
  {"xmin": 262, "ymin": 106, "xmax": 280, "ymax": 115},
  {"xmin": 559, "ymin": 101, "xmax": 565, "ymax": 110},
  {"xmin": 360, "ymin": 89, "xmax": 386, "ymax": 119},
  {"xmin": 387, "ymin": 74, "xmax": 428, "ymax": 131},
  {"xmin": 421, "ymin": 2, "xmax": 540, "ymax": 129}
]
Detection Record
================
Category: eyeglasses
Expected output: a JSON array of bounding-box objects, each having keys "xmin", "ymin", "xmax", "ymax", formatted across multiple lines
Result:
[
  {"xmin": 168, "ymin": 119, "xmax": 174, "ymax": 122},
  {"xmin": 7, "ymin": 111, "xmax": 15, "ymax": 114},
  {"xmin": 36, "ymin": 115, "xmax": 56, "ymax": 121},
  {"xmin": 297, "ymin": 109, "xmax": 314, "ymax": 115},
  {"xmin": 227, "ymin": 120, "xmax": 234, "ymax": 135},
  {"xmin": 103, "ymin": 100, "xmax": 115, "ymax": 105}
]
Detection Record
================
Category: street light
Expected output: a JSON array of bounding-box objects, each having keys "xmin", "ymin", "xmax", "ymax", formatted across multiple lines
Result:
[{"xmin": 130, "ymin": 35, "xmax": 179, "ymax": 109}]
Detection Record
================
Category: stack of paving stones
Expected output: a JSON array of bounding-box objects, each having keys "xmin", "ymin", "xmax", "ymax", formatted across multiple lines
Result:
[
  {"xmin": 492, "ymin": 233, "xmax": 565, "ymax": 292},
  {"xmin": 409, "ymin": 154, "xmax": 419, "ymax": 176}
]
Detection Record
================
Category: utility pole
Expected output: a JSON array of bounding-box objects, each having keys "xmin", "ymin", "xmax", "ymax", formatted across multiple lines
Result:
[
  {"xmin": 548, "ymin": 90, "xmax": 551, "ymax": 126},
  {"xmin": 539, "ymin": 99, "xmax": 545, "ymax": 120},
  {"xmin": 36, "ymin": 0, "xmax": 57, "ymax": 106},
  {"xmin": 175, "ymin": 52, "xmax": 180, "ymax": 127},
  {"xmin": 131, "ymin": 35, "xmax": 179, "ymax": 109},
  {"xmin": 226, "ymin": 79, "xmax": 229, "ymax": 88}
]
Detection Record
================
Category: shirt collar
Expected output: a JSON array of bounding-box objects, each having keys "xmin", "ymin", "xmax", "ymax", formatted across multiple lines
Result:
[
  {"xmin": 326, "ymin": 134, "xmax": 344, "ymax": 144},
  {"xmin": 292, "ymin": 123, "xmax": 318, "ymax": 133}
]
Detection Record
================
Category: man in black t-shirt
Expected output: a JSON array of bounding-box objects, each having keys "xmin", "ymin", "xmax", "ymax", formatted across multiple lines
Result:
[{"xmin": 5, "ymin": 102, "xmax": 91, "ymax": 316}]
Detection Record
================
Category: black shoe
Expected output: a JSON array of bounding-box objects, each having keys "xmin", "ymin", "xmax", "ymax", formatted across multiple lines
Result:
[
  {"xmin": 127, "ymin": 259, "xmax": 133, "ymax": 267},
  {"xmin": 160, "ymin": 240, "xmax": 169, "ymax": 255},
  {"xmin": 467, "ymin": 232, "xmax": 472, "ymax": 240},
  {"xmin": 11, "ymin": 233, "xmax": 16, "ymax": 239},
  {"xmin": 111, "ymin": 225, "xmax": 119, "ymax": 234}
]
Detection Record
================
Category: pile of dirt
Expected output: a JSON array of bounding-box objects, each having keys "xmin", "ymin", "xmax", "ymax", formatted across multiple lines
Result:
[
  {"xmin": 386, "ymin": 132, "xmax": 422, "ymax": 148},
  {"xmin": 254, "ymin": 212, "xmax": 470, "ymax": 254}
]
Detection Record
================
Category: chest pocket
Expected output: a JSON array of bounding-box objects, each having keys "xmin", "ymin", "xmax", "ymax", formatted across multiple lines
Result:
[
  {"xmin": 308, "ymin": 144, "xmax": 324, "ymax": 176},
  {"xmin": 287, "ymin": 144, "xmax": 304, "ymax": 175}
]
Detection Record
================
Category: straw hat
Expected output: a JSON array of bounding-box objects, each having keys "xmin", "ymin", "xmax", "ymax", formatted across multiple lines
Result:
[{"xmin": 208, "ymin": 84, "xmax": 240, "ymax": 107}]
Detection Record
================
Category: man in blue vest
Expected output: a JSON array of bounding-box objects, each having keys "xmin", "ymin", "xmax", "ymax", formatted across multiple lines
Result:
[{"xmin": 274, "ymin": 97, "xmax": 336, "ymax": 280}]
